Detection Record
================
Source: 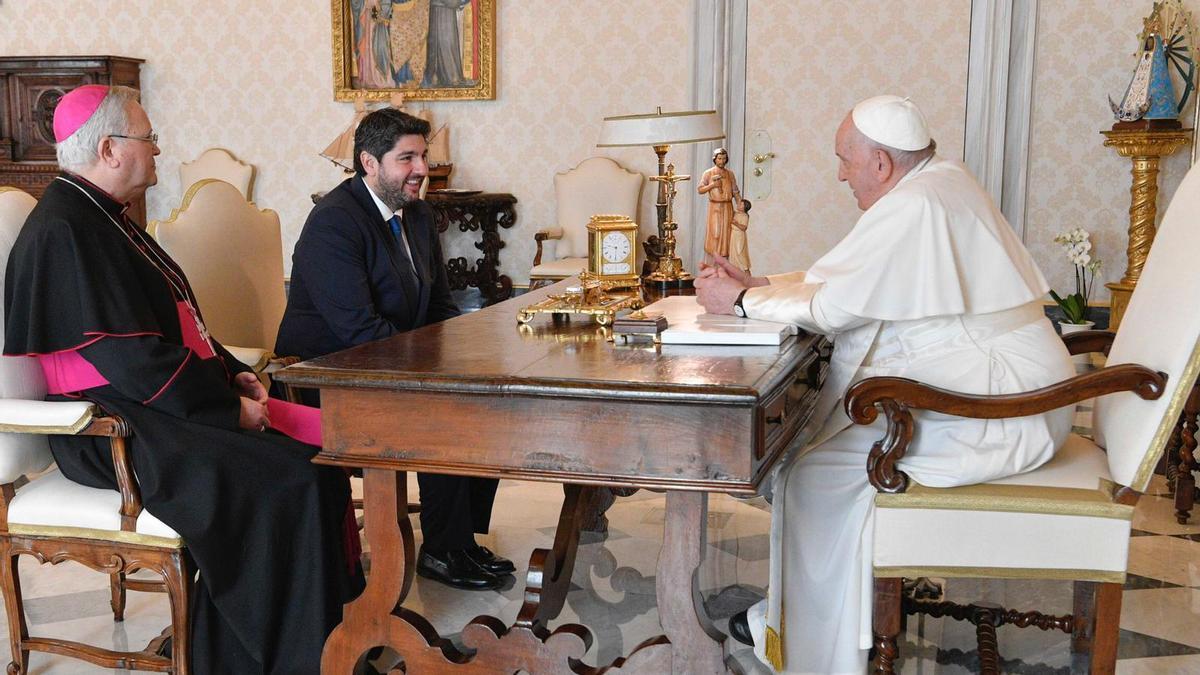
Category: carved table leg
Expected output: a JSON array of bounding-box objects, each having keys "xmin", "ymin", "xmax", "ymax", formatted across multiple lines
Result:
[
  {"xmin": 658, "ymin": 490, "xmax": 728, "ymax": 674},
  {"xmin": 519, "ymin": 484, "xmax": 589, "ymax": 628},
  {"xmin": 1175, "ymin": 384, "xmax": 1199, "ymax": 524},
  {"xmin": 320, "ymin": 469, "xmax": 415, "ymax": 673},
  {"xmin": 577, "ymin": 486, "xmax": 617, "ymax": 533}
]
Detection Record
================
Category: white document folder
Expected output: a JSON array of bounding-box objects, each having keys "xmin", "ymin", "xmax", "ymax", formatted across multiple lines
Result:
[{"xmin": 642, "ymin": 295, "xmax": 798, "ymax": 345}]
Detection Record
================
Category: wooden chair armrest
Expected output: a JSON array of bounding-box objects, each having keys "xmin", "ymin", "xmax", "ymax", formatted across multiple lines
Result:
[
  {"xmin": 78, "ymin": 415, "xmax": 143, "ymax": 532},
  {"xmin": 533, "ymin": 227, "xmax": 565, "ymax": 268},
  {"xmin": 844, "ymin": 364, "xmax": 1168, "ymax": 494},
  {"xmin": 1061, "ymin": 329, "xmax": 1116, "ymax": 356},
  {"xmin": 263, "ymin": 355, "xmax": 301, "ymax": 373},
  {"xmin": 81, "ymin": 416, "xmax": 142, "ymax": 532},
  {"xmin": 535, "ymin": 226, "xmax": 565, "ymax": 241}
]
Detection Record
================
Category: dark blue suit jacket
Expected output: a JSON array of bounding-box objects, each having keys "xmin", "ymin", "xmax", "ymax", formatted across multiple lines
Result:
[{"xmin": 276, "ymin": 176, "xmax": 460, "ymax": 362}]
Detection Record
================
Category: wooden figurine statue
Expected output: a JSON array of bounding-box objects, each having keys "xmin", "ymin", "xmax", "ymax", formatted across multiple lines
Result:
[
  {"xmin": 698, "ymin": 147, "xmax": 742, "ymax": 263},
  {"xmin": 729, "ymin": 198, "xmax": 752, "ymax": 273}
]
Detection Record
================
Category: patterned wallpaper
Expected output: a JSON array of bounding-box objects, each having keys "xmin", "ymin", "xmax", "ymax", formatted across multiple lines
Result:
[
  {"xmin": 0, "ymin": 0, "xmax": 688, "ymax": 279},
  {"xmin": 3, "ymin": 1, "xmax": 1195, "ymax": 294},
  {"xmin": 1027, "ymin": 0, "xmax": 1200, "ymax": 303},
  {"xmin": 743, "ymin": 0, "xmax": 971, "ymax": 277}
]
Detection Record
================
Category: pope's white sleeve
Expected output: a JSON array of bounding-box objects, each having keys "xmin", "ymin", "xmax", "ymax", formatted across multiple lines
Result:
[
  {"xmin": 741, "ymin": 281, "xmax": 872, "ymax": 335},
  {"xmin": 766, "ymin": 270, "xmax": 807, "ymax": 285}
]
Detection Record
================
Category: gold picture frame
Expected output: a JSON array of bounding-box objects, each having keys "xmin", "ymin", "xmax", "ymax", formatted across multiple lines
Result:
[{"xmin": 331, "ymin": 0, "xmax": 496, "ymax": 102}]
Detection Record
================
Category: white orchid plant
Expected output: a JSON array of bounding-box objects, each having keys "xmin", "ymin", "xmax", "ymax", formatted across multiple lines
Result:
[{"xmin": 1050, "ymin": 228, "xmax": 1103, "ymax": 325}]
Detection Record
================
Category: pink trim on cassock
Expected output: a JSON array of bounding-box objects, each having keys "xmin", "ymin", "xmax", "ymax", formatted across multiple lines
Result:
[
  {"xmin": 266, "ymin": 398, "xmax": 323, "ymax": 447},
  {"xmin": 144, "ymin": 350, "xmax": 192, "ymax": 404},
  {"xmin": 14, "ymin": 330, "xmax": 161, "ymax": 358},
  {"xmin": 141, "ymin": 302, "xmax": 216, "ymax": 403},
  {"xmin": 39, "ymin": 350, "xmax": 109, "ymax": 395}
]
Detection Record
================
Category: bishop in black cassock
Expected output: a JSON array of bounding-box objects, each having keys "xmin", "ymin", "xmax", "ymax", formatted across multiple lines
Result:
[{"xmin": 3, "ymin": 85, "xmax": 361, "ymax": 674}]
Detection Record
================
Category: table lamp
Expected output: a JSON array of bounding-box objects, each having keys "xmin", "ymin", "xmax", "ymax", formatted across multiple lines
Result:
[{"xmin": 598, "ymin": 107, "xmax": 724, "ymax": 289}]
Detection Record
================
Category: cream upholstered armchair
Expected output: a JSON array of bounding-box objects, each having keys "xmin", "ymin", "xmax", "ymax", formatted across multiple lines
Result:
[
  {"xmin": 151, "ymin": 179, "xmax": 294, "ymax": 380},
  {"xmin": 530, "ymin": 156, "xmax": 642, "ymax": 288},
  {"xmin": 179, "ymin": 147, "xmax": 255, "ymax": 200},
  {"xmin": 0, "ymin": 188, "xmax": 190, "ymax": 673},
  {"xmin": 849, "ymin": 161, "xmax": 1200, "ymax": 674}
]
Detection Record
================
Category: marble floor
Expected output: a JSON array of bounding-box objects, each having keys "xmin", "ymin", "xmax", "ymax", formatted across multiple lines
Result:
[
  {"xmin": 3, "ymin": 469, "xmax": 1198, "ymax": 673},
  {"xmin": 3, "ymin": 368, "xmax": 1199, "ymax": 674}
]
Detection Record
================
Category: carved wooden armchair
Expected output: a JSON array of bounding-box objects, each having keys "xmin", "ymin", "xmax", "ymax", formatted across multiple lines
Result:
[
  {"xmin": 848, "ymin": 161, "xmax": 1200, "ymax": 675},
  {"xmin": 150, "ymin": 179, "xmax": 299, "ymax": 398},
  {"xmin": 0, "ymin": 187, "xmax": 190, "ymax": 673},
  {"xmin": 529, "ymin": 157, "xmax": 642, "ymax": 289}
]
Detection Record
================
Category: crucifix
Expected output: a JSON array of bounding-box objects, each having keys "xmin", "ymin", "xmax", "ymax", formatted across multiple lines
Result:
[{"xmin": 646, "ymin": 163, "xmax": 693, "ymax": 286}]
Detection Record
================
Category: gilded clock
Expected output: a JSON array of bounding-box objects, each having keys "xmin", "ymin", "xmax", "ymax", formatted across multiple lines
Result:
[{"xmin": 584, "ymin": 214, "xmax": 640, "ymax": 289}]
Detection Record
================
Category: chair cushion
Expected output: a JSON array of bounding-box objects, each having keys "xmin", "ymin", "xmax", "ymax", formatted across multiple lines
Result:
[
  {"xmin": 873, "ymin": 434, "xmax": 1132, "ymax": 582},
  {"xmin": 7, "ymin": 468, "xmax": 182, "ymax": 548},
  {"xmin": 529, "ymin": 257, "xmax": 587, "ymax": 279}
]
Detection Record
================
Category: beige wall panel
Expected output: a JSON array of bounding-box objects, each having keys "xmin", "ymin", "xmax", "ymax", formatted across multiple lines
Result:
[
  {"xmin": 0, "ymin": 0, "xmax": 689, "ymax": 282},
  {"xmin": 743, "ymin": 1, "xmax": 971, "ymax": 277},
  {"xmin": 1027, "ymin": 0, "xmax": 1200, "ymax": 303}
]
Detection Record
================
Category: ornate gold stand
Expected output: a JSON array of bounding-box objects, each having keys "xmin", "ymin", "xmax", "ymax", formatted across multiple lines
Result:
[
  {"xmin": 516, "ymin": 280, "xmax": 644, "ymax": 326},
  {"xmin": 645, "ymin": 163, "xmax": 693, "ymax": 290},
  {"xmin": 1100, "ymin": 128, "xmax": 1191, "ymax": 329}
]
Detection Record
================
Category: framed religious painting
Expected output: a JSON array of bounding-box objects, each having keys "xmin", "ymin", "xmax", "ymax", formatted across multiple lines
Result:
[{"xmin": 331, "ymin": 0, "xmax": 496, "ymax": 101}]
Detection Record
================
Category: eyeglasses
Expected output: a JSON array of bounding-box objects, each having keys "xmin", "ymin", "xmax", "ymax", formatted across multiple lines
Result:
[{"xmin": 110, "ymin": 132, "xmax": 159, "ymax": 145}]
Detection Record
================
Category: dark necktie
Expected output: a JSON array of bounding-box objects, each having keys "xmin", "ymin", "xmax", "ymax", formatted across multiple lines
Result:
[{"xmin": 388, "ymin": 214, "xmax": 421, "ymax": 289}]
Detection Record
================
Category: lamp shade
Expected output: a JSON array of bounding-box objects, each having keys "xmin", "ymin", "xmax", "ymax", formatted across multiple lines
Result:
[{"xmin": 597, "ymin": 108, "xmax": 725, "ymax": 147}]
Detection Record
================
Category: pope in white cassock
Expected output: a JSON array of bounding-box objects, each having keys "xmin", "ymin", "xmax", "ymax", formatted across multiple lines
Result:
[{"xmin": 694, "ymin": 95, "xmax": 1075, "ymax": 674}]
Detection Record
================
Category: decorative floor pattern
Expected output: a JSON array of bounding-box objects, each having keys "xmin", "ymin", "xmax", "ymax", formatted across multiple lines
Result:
[
  {"xmin": 3, "ymin": 471, "xmax": 1197, "ymax": 674},
  {"xmin": 3, "ymin": 353, "xmax": 1198, "ymax": 673}
]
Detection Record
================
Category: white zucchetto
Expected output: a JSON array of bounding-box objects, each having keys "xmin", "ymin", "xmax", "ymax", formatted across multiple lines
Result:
[{"xmin": 851, "ymin": 95, "xmax": 931, "ymax": 151}]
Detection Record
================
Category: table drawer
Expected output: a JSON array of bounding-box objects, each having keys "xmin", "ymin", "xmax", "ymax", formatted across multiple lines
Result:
[{"xmin": 757, "ymin": 340, "xmax": 828, "ymax": 460}]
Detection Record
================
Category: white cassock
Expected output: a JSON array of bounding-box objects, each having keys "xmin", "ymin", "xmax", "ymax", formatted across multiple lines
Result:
[{"xmin": 740, "ymin": 156, "xmax": 1074, "ymax": 674}]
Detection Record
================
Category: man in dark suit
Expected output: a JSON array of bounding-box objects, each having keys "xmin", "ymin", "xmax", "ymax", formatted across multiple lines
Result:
[{"xmin": 277, "ymin": 107, "xmax": 513, "ymax": 590}]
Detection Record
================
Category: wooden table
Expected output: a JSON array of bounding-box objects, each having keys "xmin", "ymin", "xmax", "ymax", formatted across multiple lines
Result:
[{"xmin": 277, "ymin": 282, "xmax": 827, "ymax": 673}]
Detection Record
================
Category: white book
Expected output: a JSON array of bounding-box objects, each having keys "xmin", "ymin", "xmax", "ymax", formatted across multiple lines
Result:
[{"xmin": 642, "ymin": 295, "xmax": 798, "ymax": 346}]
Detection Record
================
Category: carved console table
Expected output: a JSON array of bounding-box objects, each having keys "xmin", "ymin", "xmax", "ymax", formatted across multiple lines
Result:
[{"xmin": 425, "ymin": 191, "xmax": 517, "ymax": 305}]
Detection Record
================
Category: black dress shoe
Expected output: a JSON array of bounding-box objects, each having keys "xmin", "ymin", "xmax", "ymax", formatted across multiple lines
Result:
[
  {"xmin": 466, "ymin": 544, "xmax": 516, "ymax": 575},
  {"xmin": 728, "ymin": 609, "xmax": 754, "ymax": 646},
  {"xmin": 417, "ymin": 547, "xmax": 502, "ymax": 590}
]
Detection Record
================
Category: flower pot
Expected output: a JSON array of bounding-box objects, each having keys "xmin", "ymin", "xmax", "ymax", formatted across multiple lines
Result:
[{"xmin": 1059, "ymin": 320, "xmax": 1095, "ymax": 366}]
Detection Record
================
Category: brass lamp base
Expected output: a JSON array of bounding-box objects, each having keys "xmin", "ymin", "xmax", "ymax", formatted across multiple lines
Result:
[
  {"xmin": 643, "ymin": 272, "xmax": 694, "ymax": 291},
  {"xmin": 643, "ymin": 255, "xmax": 694, "ymax": 290}
]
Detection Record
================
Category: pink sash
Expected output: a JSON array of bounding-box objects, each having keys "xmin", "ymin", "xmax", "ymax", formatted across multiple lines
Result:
[{"xmin": 33, "ymin": 301, "xmax": 322, "ymax": 446}]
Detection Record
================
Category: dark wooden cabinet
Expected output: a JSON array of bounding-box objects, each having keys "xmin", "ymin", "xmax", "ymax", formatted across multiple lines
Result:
[{"xmin": 0, "ymin": 56, "xmax": 145, "ymax": 221}]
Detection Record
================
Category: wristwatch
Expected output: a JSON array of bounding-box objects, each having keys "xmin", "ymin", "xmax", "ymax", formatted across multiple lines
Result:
[{"xmin": 733, "ymin": 289, "xmax": 748, "ymax": 318}]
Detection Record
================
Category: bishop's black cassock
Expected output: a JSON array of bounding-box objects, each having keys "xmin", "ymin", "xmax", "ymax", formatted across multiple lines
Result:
[{"xmin": 3, "ymin": 175, "xmax": 363, "ymax": 674}]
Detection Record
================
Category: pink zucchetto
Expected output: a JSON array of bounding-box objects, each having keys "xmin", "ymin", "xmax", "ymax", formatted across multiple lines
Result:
[
  {"xmin": 851, "ymin": 95, "xmax": 931, "ymax": 151},
  {"xmin": 52, "ymin": 84, "xmax": 110, "ymax": 143}
]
